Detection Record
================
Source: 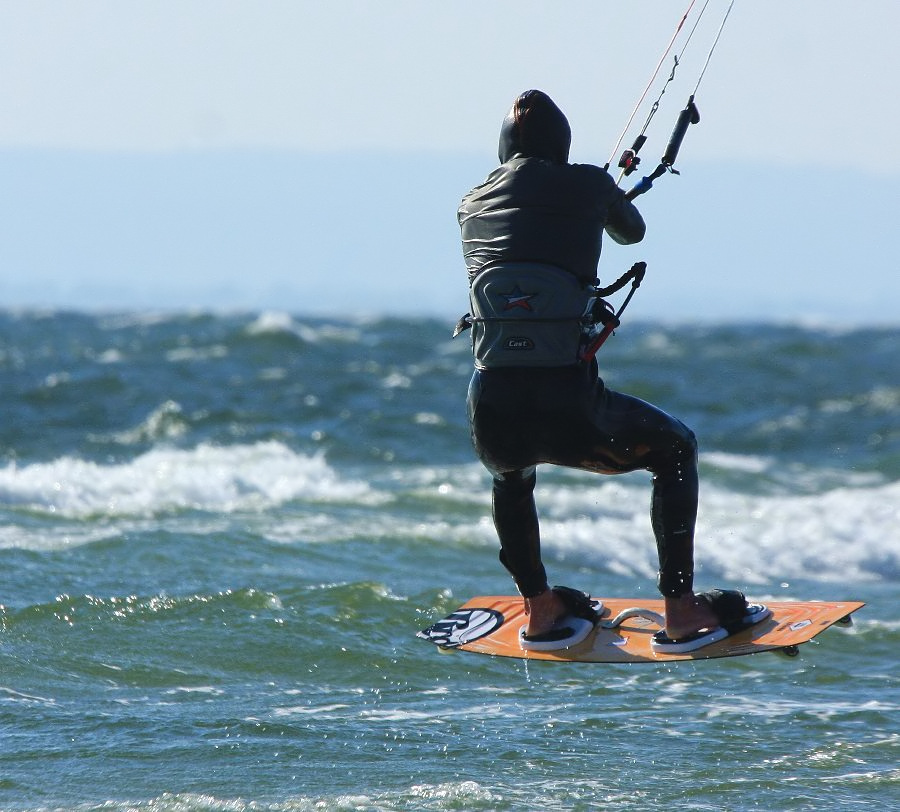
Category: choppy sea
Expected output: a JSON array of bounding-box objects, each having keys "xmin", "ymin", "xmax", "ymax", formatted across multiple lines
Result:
[{"xmin": 0, "ymin": 310, "xmax": 897, "ymax": 811}]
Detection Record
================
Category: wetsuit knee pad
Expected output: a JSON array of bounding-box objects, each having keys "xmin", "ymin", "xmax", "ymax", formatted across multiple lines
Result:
[{"xmin": 492, "ymin": 467, "xmax": 537, "ymax": 492}]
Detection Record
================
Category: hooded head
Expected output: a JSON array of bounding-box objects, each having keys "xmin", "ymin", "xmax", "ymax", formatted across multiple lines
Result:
[{"xmin": 498, "ymin": 89, "xmax": 571, "ymax": 164}]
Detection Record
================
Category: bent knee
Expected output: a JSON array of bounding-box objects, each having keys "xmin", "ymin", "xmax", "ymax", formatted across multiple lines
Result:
[{"xmin": 493, "ymin": 467, "xmax": 537, "ymax": 492}]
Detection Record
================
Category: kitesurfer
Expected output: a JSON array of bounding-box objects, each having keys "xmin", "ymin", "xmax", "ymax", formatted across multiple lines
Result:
[{"xmin": 458, "ymin": 89, "xmax": 764, "ymax": 652}]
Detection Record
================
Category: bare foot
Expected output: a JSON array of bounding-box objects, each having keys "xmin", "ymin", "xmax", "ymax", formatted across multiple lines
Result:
[
  {"xmin": 523, "ymin": 589, "xmax": 567, "ymax": 637},
  {"xmin": 664, "ymin": 593, "xmax": 720, "ymax": 639}
]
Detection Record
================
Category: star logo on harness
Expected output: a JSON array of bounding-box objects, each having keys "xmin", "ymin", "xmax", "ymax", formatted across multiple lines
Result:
[{"xmin": 501, "ymin": 285, "xmax": 537, "ymax": 311}]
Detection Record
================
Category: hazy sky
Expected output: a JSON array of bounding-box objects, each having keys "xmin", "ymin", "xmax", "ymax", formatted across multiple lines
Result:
[{"xmin": 0, "ymin": 1, "xmax": 897, "ymax": 322}]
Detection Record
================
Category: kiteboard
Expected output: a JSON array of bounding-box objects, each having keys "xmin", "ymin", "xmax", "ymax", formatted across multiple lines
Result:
[{"xmin": 418, "ymin": 596, "xmax": 864, "ymax": 663}]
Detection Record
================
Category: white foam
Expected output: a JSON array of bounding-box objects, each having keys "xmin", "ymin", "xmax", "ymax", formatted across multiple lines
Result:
[
  {"xmin": 533, "ymin": 474, "xmax": 900, "ymax": 585},
  {"xmin": 244, "ymin": 311, "xmax": 362, "ymax": 343},
  {"xmin": 99, "ymin": 399, "xmax": 188, "ymax": 445},
  {"xmin": 2, "ymin": 442, "xmax": 896, "ymax": 584},
  {"xmin": 702, "ymin": 451, "xmax": 772, "ymax": 474},
  {"xmin": 697, "ymin": 479, "xmax": 900, "ymax": 584},
  {"xmin": 0, "ymin": 441, "xmax": 382, "ymax": 521}
]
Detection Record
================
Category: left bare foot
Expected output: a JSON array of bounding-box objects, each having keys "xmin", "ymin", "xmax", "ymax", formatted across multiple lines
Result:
[{"xmin": 523, "ymin": 589, "xmax": 567, "ymax": 637}]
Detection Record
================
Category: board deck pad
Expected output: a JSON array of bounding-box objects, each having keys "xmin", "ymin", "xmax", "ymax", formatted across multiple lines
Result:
[{"xmin": 418, "ymin": 596, "xmax": 864, "ymax": 663}]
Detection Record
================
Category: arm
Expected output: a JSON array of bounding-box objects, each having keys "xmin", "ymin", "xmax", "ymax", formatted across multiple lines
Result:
[{"xmin": 605, "ymin": 193, "xmax": 646, "ymax": 245}]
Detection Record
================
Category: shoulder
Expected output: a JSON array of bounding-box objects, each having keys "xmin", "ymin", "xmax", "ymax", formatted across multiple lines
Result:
[
  {"xmin": 565, "ymin": 161, "xmax": 616, "ymax": 188},
  {"xmin": 509, "ymin": 158, "xmax": 616, "ymax": 194},
  {"xmin": 459, "ymin": 165, "xmax": 505, "ymax": 207}
]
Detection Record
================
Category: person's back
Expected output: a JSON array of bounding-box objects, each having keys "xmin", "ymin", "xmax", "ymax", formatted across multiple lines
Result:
[{"xmin": 458, "ymin": 89, "xmax": 645, "ymax": 287}]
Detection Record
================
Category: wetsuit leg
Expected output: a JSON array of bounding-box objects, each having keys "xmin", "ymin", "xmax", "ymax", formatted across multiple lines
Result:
[
  {"xmin": 648, "ymin": 431, "xmax": 698, "ymax": 597},
  {"xmin": 557, "ymin": 388, "xmax": 699, "ymax": 597},
  {"xmin": 491, "ymin": 467, "xmax": 548, "ymax": 598},
  {"xmin": 467, "ymin": 368, "xmax": 698, "ymax": 599},
  {"xmin": 467, "ymin": 370, "xmax": 548, "ymax": 597}
]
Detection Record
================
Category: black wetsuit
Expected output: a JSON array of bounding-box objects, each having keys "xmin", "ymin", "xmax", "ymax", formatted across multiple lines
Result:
[{"xmin": 458, "ymin": 90, "xmax": 698, "ymax": 599}]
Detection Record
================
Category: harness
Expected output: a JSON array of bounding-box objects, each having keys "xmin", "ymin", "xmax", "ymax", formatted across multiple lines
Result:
[{"xmin": 453, "ymin": 262, "xmax": 643, "ymax": 369}]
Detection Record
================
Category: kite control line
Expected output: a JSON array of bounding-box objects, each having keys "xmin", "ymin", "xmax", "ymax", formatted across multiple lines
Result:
[
  {"xmin": 625, "ymin": 95, "xmax": 700, "ymax": 200},
  {"xmin": 612, "ymin": 0, "xmax": 709, "ymax": 182},
  {"xmin": 606, "ymin": 0, "xmax": 735, "ymax": 201},
  {"xmin": 584, "ymin": 3, "xmax": 734, "ymax": 355},
  {"xmin": 604, "ymin": 0, "xmax": 700, "ymax": 176}
]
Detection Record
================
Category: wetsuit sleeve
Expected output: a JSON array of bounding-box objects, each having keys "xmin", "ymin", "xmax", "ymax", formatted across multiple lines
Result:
[{"xmin": 604, "ymin": 193, "xmax": 646, "ymax": 245}]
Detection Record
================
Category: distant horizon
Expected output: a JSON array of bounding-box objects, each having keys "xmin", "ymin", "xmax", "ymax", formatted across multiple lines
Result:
[
  {"xmin": 1, "ymin": 149, "xmax": 896, "ymax": 327},
  {"xmin": 3, "ymin": 302, "xmax": 895, "ymax": 336}
]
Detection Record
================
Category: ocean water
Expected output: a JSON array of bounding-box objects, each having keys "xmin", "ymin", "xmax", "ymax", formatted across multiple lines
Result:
[{"xmin": 0, "ymin": 310, "xmax": 897, "ymax": 812}]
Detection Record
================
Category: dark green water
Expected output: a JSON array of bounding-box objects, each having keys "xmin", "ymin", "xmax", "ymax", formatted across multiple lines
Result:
[{"xmin": 0, "ymin": 312, "xmax": 897, "ymax": 810}]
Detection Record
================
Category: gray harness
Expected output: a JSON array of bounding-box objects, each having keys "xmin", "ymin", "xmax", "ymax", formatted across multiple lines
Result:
[{"xmin": 457, "ymin": 263, "xmax": 600, "ymax": 369}]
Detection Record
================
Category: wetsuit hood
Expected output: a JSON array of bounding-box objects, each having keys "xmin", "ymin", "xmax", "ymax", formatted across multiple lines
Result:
[{"xmin": 498, "ymin": 90, "xmax": 572, "ymax": 165}]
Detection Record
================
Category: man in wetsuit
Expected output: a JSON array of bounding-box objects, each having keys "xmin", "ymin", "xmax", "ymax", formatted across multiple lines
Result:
[{"xmin": 458, "ymin": 89, "xmax": 763, "ymax": 652}]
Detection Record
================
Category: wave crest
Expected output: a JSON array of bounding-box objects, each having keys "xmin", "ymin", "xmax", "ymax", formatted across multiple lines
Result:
[{"xmin": 0, "ymin": 441, "xmax": 381, "ymax": 520}]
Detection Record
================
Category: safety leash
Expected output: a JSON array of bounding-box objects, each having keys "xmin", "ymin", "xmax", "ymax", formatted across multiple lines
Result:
[{"xmin": 579, "ymin": 261, "xmax": 647, "ymax": 363}]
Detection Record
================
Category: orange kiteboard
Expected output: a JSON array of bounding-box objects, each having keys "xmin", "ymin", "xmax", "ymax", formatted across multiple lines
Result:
[{"xmin": 418, "ymin": 596, "xmax": 864, "ymax": 663}]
